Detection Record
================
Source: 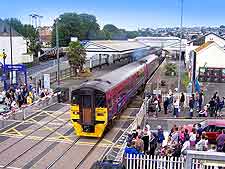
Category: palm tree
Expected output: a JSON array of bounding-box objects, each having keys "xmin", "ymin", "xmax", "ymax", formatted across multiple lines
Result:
[{"xmin": 67, "ymin": 41, "xmax": 86, "ymax": 76}]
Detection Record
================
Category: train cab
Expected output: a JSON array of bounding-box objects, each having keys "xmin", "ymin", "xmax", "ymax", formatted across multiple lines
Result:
[{"xmin": 70, "ymin": 87, "xmax": 108, "ymax": 137}]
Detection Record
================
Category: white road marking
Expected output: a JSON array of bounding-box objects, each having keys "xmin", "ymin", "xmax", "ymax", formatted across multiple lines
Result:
[{"xmin": 0, "ymin": 165, "xmax": 22, "ymax": 169}]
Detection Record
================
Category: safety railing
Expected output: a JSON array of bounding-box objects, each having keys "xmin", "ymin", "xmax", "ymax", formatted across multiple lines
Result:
[{"xmin": 101, "ymin": 98, "xmax": 147, "ymax": 162}]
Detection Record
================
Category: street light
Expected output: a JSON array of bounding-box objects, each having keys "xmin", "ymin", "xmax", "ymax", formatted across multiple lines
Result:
[
  {"xmin": 55, "ymin": 18, "xmax": 60, "ymax": 87},
  {"xmin": 2, "ymin": 49, "xmax": 7, "ymax": 91},
  {"xmin": 178, "ymin": 0, "xmax": 184, "ymax": 93}
]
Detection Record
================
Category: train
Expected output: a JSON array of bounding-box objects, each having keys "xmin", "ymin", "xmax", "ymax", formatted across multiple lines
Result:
[{"xmin": 70, "ymin": 54, "xmax": 162, "ymax": 137}]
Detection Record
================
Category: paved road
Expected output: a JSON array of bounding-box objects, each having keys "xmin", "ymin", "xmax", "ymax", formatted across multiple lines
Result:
[{"xmin": 28, "ymin": 57, "xmax": 68, "ymax": 77}]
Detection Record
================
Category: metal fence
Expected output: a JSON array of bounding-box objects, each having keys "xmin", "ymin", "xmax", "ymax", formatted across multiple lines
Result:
[{"xmin": 125, "ymin": 155, "xmax": 185, "ymax": 169}]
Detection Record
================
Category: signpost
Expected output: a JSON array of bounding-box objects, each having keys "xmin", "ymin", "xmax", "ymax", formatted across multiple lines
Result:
[{"xmin": 43, "ymin": 74, "xmax": 50, "ymax": 89}]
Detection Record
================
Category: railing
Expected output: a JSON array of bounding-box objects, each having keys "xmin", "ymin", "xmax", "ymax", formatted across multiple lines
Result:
[
  {"xmin": 101, "ymin": 98, "xmax": 147, "ymax": 162},
  {"xmin": 125, "ymin": 155, "xmax": 185, "ymax": 169}
]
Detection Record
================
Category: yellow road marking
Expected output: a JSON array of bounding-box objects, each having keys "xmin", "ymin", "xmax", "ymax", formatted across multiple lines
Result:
[
  {"xmin": 1, "ymin": 111, "xmax": 46, "ymax": 134},
  {"xmin": 29, "ymin": 118, "xmax": 73, "ymax": 142},
  {"xmin": 43, "ymin": 111, "xmax": 68, "ymax": 122},
  {"xmin": 102, "ymin": 139, "xmax": 113, "ymax": 144}
]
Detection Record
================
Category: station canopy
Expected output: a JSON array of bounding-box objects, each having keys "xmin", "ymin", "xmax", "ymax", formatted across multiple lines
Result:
[{"xmin": 83, "ymin": 40, "xmax": 150, "ymax": 55}]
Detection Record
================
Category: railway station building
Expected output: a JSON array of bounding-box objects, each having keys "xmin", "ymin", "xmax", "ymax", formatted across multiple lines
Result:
[
  {"xmin": 132, "ymin": 36, "xmax": 187, "ymax": 59},
  {"xmin": 83, "ymin": 40, "xmax": 150, "ymax": 69},
  {"xmin": 187, "ymin": 33, "xmax": 225, "ymax": 83}
]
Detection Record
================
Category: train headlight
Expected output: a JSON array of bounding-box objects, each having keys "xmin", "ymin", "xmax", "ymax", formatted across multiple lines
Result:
[{"xmin": 73, "ymin": 112, "xmax": 79, "ymax": 115}]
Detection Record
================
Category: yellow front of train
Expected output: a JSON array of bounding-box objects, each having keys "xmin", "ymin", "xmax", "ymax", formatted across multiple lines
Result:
[{"xmin": 70, "ymin": 88, "xmax": 108, "ymax": 137}]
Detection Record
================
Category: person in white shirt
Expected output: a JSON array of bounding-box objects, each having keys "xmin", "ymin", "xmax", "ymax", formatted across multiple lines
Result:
[
  {"xmin": 181, "ymin": 139, "xmax": 190, "ymax": 155},
  {"xmin": 189, "ymin": 128, "xmax": 197, "ymax": 149},
  {"xmin": 173, "ymin": 99, "xmax": 179, "ymax": 118}
]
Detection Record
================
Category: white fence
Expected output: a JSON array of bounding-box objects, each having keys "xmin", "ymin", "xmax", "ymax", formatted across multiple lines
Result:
[{"xmin": 125, "ymin": 155, "xmax": 185, "ymax": 169}]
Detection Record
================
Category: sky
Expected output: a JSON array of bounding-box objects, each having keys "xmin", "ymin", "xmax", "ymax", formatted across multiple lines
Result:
[{"xmin": 0, "ymin": 0, "xmax": 225, "ymax": 30}]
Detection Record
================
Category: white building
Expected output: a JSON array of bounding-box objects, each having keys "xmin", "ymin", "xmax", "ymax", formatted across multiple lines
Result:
[
  {"xmin": 186, "ymin": 33, "xmax": 225, "ymax": 84},
  {"xmin": 132, "ymin": 36, "xmax": 187, "ymax": 58},
  {"xmin": 0, "ymin": 20, "xmax": 32, "ymax": 65},
  {"xmin": 186, "ymin": 32, "xmax": 225, "ymax": 63},
  {"xmin": 83, "ymin": 40, "xmax": 149, "ymax": 69}
]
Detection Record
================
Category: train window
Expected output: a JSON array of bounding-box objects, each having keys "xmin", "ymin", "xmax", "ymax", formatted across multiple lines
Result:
[
  {"xmin": 71, "ymin": 95, "xmax": 79, "ymax": 104},
  {"xmin": 83, "ymin": 95, "xmax": 92, "ymax": 107},
  {"xmin": 95, "ymin": 95, "xmax": 106, "ymax": 107}
]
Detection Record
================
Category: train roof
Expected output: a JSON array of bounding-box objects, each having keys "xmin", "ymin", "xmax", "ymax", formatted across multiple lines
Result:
[{"xmin": 78, "ymin": 54, "xmax": 159, "ymax": 92}]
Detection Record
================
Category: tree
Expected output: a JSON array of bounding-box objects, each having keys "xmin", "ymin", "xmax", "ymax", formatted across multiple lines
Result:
[
  {"xmin": 51, "ymin": 13, "xmax": 100, "ymax": 47},
  {"xmin": 67, "ymin": 41, "xmax": 86, "ymax": 75},
  {"xmin": 103, "ymin": 24, "xmax": 119, "ymax": 33}
]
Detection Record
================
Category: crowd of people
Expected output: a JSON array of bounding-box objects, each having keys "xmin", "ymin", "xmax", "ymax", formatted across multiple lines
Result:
[
  {"xmin": 0, "ymin": 84, "xmax": 52, "ymax": 111},
  {"xmin": 125, "ymin": 123, "xmax": 225, "ymax": 158},
  {"xmin": 146, "ymin": 89, "xmax": 224, "ymax": 118}
]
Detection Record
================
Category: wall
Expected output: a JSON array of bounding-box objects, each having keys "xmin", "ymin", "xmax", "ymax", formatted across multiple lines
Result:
[
  {"xmin": 196, "ymin": 44, "xmax": 225, "ymax": 76},
  {"xmin": 0, "ymin": 36, "xmax": 33, "ymax": 64}
]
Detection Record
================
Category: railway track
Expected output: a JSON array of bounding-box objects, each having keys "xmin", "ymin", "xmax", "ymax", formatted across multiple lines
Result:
[
  {"xmin": 46, "ymin": 137, "xmax": 80, "ymax": 169},
  {"xmin": 2, "ymin": 119, "xmax": 70, "ymax": 168},
  {"xmin": 0, "ymin": 110, "xmax": 68, "ymax": 156}
]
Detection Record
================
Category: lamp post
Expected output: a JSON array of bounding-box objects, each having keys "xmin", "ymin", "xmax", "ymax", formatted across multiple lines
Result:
[
  {"xmin": 55, "ymin": 18, "xmax": 60, "ymax": 87},
  {"xmin": 178, "ymin": 0, "xmax": 184, "ymax": 93},
  {"xmin": 2, "ymin": 49, "xmax": 7, "ymax": 91},
  {"xmin": 9, "ymin": 20, "xmax": 13, "ymax": 85}
]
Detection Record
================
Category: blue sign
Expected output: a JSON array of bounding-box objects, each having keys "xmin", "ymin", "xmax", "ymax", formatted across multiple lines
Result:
[{"xmin": 5, "ymin": 64, "xmax": 26, "ymax": 72}]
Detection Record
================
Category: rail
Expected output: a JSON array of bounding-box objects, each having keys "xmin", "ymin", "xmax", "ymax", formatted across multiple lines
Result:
[
  {"xmin": 46, "ymin": 137, "xmax": 81, "ymax": 169},
  {"xmin": 3, "ymin": 120, "xmax": 70, "ymax": 168},
  {"xmin": 75, "ymin": 138, "xmax": 103, "ymax": 169},
  {"xmin": 0, "ymin": 110, "xmax": 68, "ymax": 156}
]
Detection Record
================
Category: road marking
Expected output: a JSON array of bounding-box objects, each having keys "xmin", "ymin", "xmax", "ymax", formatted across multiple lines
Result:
[
  {"xmin": 29, "ymin": 118, "xmax": 73, "ymax": 142},
  {"xmin": 0, "ymin": 165, "xmax": 22, "ymax": 169},
  {"xmin": 102, "ymin": 139, "xmax": 113, "ymax": 144},
  {"xmin": 4, "ymin": 128, "xmax": 24, "ymax": 136},
  {"xmin": 43, "ymin": 111, "xmax": 68, "ymax": 122}
]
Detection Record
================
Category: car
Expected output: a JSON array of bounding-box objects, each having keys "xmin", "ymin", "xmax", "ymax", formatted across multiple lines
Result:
[
  {"xmin": 184, "ymin": 120, "xmax": 225, "ymax": 143},
  {"xmin": 0, "ymin": 104, "xmax": 10, "ymax": 115}
]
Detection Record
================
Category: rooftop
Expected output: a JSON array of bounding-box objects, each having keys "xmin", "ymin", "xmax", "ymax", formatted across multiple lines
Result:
[
  {"xmin": 194, "ymin": 41, "xmax": 214, "ymax": 53},
  {"xmin": 85, "ymin": 40, "xmax": 149, "ymax": 53}
]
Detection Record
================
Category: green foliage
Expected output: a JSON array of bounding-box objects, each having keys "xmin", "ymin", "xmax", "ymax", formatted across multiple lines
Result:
[
  {"xmin": 182, "ymin": 72, "xmax": 190, "ymax": 88},
  {"xmin": 51, "ymin": 13, "xmax": 100, "ymax": 47},
  {"xmin": 165, "ymin": 63, "xmax": 177, "ymax": 76},
  {"xmin": 68, "ymin": 41, "xmax": 86, "ymax": 70}
]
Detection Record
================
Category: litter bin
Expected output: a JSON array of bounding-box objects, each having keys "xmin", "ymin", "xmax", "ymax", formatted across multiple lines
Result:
[{"xmin": 54, "ymin": 87, "xmax": 69, "ymax": 103}]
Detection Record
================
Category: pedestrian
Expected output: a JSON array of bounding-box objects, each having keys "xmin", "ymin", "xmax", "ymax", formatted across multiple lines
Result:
[
  {"xmin": 163, "ymin": 97, "xmax": 169, "ymax": 114},
  {"xmin": 157, "ymin": 125, "xmax": 165, "ymax": 147},
  {"xmin": 142, "ymin": 128, "xmax": 149, "ymax": 154},
  {"xmin": 180, "ymin": 92, "xmax": 185, "ymax": 111},
  {"xmin": 189, "ymin": 128, "xmax": 197, "ymax": 149},
  {"xmin": 173, "ymin": 99, "xmax": 179, "ymax": 118},
  {"xmin": 209, "ymin": 98, "xmax": 216, "ymax": 117},
  {"xmin": 135, "ymin": 135, "xmax": 144, "ymax": 153},
  {"xmin": 181, "ymin": 138, "xmax": 190, "ymax": 155},
  {"xmin": 198, "ymin": 90, "xmax": 204, "ymax": 111},
  {"xmin": 216, "ymin": 129, "xmax": 225, "ymax": 152}
]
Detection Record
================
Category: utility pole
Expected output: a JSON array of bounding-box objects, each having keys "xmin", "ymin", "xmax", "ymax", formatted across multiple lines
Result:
[
  {"xmin": 178, "ymin": 0, "xmax": 184, "ymax": 93},
  {"xmin": 9, "ymin": 20, "xmax": 13, "ymax": 84},
  {"xmin": 55, "ymin": 19, "xmax": 60, "ymax": 87}
]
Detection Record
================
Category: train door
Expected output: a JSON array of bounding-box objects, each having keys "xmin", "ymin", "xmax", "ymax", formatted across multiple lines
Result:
[{"xmin": 81, "ymin": 95, "xmax": 93, "ymax": 124}]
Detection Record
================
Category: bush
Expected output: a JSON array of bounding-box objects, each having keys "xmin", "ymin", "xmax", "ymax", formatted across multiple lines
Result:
[{"xmin": 165, "ymin": 63, "xmax": 177, "ymax": 76}]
